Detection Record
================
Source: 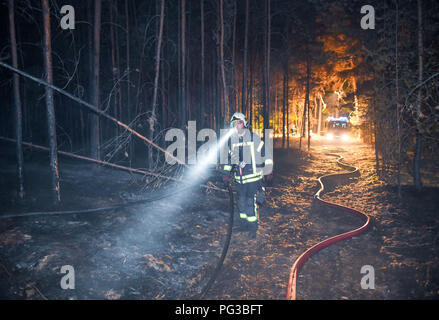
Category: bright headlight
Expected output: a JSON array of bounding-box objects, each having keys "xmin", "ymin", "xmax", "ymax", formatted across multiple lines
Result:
[
  {"xmin": 326, "ymin": 133, "xmax": 334, "ymax": 140},
  {"xmin": 341, "ymin": 134, "xmax": 349, "ymax": 141}
]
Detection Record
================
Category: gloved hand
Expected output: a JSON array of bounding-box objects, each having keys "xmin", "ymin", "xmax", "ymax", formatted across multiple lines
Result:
[
  {"xmin": 222, "ymin": 175, "xmax": 231, "ymax": 188},
  {"xmin": 256, "ymin": 186, "xmax": 266, "ymax": 204}
]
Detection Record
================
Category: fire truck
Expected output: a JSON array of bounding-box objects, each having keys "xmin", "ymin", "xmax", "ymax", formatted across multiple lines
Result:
[{"xmin": 325, "ymin": 116, "xmax": 351, "ymax": 141}]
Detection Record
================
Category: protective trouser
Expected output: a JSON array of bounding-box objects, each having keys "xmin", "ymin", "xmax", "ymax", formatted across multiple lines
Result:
[{"xmin": 237, "ymin": 180, "xmax": 262, "ymax": 233}]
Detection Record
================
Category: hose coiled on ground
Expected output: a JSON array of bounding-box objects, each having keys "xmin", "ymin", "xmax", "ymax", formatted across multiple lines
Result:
[{"xmin": 286, "ymin": 153, "xmax": 371, "ymax": 300}]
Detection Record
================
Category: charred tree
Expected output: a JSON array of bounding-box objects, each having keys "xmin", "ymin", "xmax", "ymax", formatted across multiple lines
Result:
[
  {"xmin": 299, "ymin": 92, "xmax": 308, "ymax": 151},
  {"xmin": 90, "ymin": 0, "xmax": 102, "ymax": 160},
  {"xmin": 413, "ymin": 0, "xmax": 423, "ymax": 192},
  {"xmin": 317, "ymin": 95, "xmax": 322, "ymax": 136},
  {"xmin": 110, "ymin": 0, "xmax": 118, "ymax": 136},
  {"xmin": 263, "ymin": 0, "xmax": 271, "ymax": 132},
  {"xmin": 306, "ymin": 57, "xmax": 311, "ymax": 151},
  {"xmin": 87, "ymin": 0, "xmax": 93, "ymax": 147},
  {"xmin": 161, "ymin": 9, "xmax": 168, "ymax": 130},
  {"xmin": 125, "ymin": 0, "xmax": 131, "ymax": 125},
  {"xmin": 230, "ymin": 1, "xmax": 237, "ymax": 113},
  {"xmin": 180, "ymin": 0, "xmax": 187, "ymax": 128},
  {"xmin": 148, "ymin": 0, "xmax": 165, "ymax": 169},
  {"xmin": 287, "ymin": 89, "xmax": 292, "ymax": 151},
  {"xmin": 200, "ymin": 0, "xmax": 205, "ymax": 128},
  {"xmin": 282, "ymin": 67, "xmax": 287, "ymax": 149},
  {"xmin": 395, "ymin": 0, "xmax": 402, "ymax": 198},
  {"xmin": 113, "ymin": 1, "xmax": 122, "ymax": 128},
  {"xmin": 299, "ymin": 51, "xmax": 311, "ymax": 151},
  {"xmin": 185, "ymin": 0, "xmax": 192, "ymax": 122},
  {"xmin": 41, "ymin": 0, "xmax": 61, "ymax": 203},
  {"xmin": 219, "ymin": 0, "xmax": 228, "ymax": 127},
  {"xmin": 281, "ymin": 16, "xmax": 291, "ymax": 149},
  {"xmin": 8, "ymin": 0, "xmax": 25, "ymax": 199},
  {"xmin": 241, "ymin": 0, "xmax": 249, "ymax": 117}
]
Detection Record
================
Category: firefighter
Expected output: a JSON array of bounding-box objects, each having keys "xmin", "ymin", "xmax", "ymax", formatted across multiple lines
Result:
[{"xmin": 222, "ymin": 112, "xmax": 274, "ymax": 238}]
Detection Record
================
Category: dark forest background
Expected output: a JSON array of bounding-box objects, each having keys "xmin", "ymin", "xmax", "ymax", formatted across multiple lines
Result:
[{"xmin": 0, "ymin": 0, "xmax": 438, "ymax": 202}]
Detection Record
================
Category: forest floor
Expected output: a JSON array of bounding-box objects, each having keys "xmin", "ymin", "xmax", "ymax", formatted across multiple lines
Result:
[{"xmin": 0, "ymin": 138, "xmax": 438, "ymax": 300}]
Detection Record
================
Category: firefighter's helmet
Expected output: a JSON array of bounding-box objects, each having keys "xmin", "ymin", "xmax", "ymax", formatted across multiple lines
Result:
[{"xmin": 230, "ymin": 112, "xmax": 248, "ymax": 128}]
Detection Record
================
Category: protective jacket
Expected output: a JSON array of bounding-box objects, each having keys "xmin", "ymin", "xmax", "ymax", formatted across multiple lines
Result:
[{"xmin": 222, "ymin": 129, "xmax": 273, "ymax": 183}]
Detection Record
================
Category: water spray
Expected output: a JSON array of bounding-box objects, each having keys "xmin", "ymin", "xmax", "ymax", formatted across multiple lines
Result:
[{"xmin": 184, "ymin": 127, "xmax": 236, "ymax": 186}]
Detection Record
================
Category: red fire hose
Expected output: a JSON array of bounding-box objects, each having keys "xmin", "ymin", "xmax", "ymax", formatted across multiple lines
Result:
[{"xmin": 286, "ymin": 153, "xmax": 371, "ymax": 300}]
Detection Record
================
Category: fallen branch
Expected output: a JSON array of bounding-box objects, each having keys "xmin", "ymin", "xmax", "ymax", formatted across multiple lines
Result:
[
  {"xmin": 0, "ymin": 60, "xmax": 186, "ymax": 166},
  {"xmin": 0, "ymin": 136, "xmax": 226, "ymax": 193}
]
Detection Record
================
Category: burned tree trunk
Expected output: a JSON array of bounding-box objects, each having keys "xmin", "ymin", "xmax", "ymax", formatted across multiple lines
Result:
[
  {"xmin": 148, "ymin": 0, "xmax": 165, "ymax": 169},
  {"xmin": 413, "ymin": 0, "xmax": 423, "ymax": 192},
  {"xmin": 110, "ymin": 0, "xmax": 118, "ymax": 136},
  {"xmin": 317, "ymin": 95, "xmax": 322, "ymax": 136},
  {"xmin": 299, "ymin": 50, "xmax": 311, "ymax": 151},
  {"xmin": 306, "ymin": 57, "xmax": 311, "ymax": 151},
  {"xmin": 86, "ymin": 0, "xmax": 93, "ymax": 149},
  {"xmin": 241, "ymin": 0, "xmax": 249, "ymax": 117},
  {"xmin": 200, "ymin": 0, "xmax": 205, "ymax": 128},
  {"xmin": 114, "ymin": 2, "xmax": 122, "ymax": 124},
  {"xmin": 90, "ymin": 0, "xmax": 101, "ymax": 160},
  {"xmin": 299, "ymin": 95, "xmax": 306, "ymax": 151},
  {"xmin": 180, "ymin": 0, "xmax": 187, "ymax": 128},
  {"xmin": 161, "ymin": 10, "xmax": 168, "ymax": 130},
  {"xmin": 8, "ymin": 0, "xmax": 25, "ymax": 199},
  {"xmin": 395, "ymin": 0, "xmax": 402, "ymax": 198},
  {"xmin": 230, "ymin": 1, "xmax": 237, "ymax": 114},
  {"xmin": 41, "ymin": 0, "xmax": 60, "ymax": 203},
  {"xmin": 125, "ymin": 0, "xmax": 131, "ymax": 125},
  {"xmin": 282, "ymin": 68, "xmax": 287, "ymax": 149},
  {"xmin": 263, "ymin": 0, "xmax": 271, "ymax": 132},
  {"xmin": 219, "ymin": 0, "xmax": 228, "ymax": 127},
  {"xmin": 287, "ymin": 88, "xmax": 291, "ymax": 151}
]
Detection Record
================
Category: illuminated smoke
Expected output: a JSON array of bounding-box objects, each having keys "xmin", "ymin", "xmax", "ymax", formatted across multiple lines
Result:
[{"xmin": 184, "ymin": 128, "xmax": 235, "ymax": 184}]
